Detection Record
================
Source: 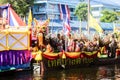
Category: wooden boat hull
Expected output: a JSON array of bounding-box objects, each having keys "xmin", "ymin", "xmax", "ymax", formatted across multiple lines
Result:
[
  {"xmin": 93, "ymin": 57, "xmax": 120, "ymax": 65},
  {"xmin": 40, "ymin": 50, "xmax": 120, "ymax": 70},
  {"xmin": 42, "ymin": 57, "xmax": 95, "ymax": 70},
  {"xmin": 42, "ymin": 57, "xmax": 120, "ymax": 70}
]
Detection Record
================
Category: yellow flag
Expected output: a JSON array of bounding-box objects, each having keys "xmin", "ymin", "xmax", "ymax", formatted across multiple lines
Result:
[
  {"xmin": 28, "ymin": 9, "xmax": 32, "ymax": 27},
  {"xmin": 113, "ymin": 22, "xmax": 118, "ymax": 33},
  {"xmin": 89, "ymin": 14, "xmax": 103, "ymax": 33}
]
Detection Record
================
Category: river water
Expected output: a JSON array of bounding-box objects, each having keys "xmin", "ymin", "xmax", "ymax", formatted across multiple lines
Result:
[{"xmin": 0, "ymin": 64, "xmax": 120, "ymax": 80}]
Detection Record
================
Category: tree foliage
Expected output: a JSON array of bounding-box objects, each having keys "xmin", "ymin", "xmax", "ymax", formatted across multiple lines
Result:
[
  {"xmin": 0, "ymin": 0, "xmax": 34, "ymax": 17},
  {"xmin": 100, "ymin": 10, "xmax": 118, "ymax": 23},
  {"xmin": 74, "ymin": 3, "xmax": 88, "ymax": 21},
  {"xmin": 0, "ymin": 0, "xmax": 8, "ymax": 4}
]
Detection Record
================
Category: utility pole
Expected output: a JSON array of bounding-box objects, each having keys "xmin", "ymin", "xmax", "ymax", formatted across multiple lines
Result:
[{"xmin": 87, "ymin": 0, "xmax": 90, "ymax": 34}]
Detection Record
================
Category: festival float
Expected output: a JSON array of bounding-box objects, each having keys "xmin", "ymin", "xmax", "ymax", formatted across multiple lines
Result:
[{"xmin": 0, "ymin": 4, "xmax": 31, "ymax": 72}]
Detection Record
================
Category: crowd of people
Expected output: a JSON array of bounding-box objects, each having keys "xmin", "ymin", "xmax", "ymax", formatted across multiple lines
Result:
[{"xmin": 31, "ymin": 29, "xmax": 120, "ymax": 58}]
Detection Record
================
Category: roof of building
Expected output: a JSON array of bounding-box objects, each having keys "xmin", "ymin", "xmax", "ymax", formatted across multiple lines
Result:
[
  {"xmin": 91, "ymin": 0, "xmax": 120, "ymax": 9},
  {"xmin": 48, "ymin": 19, "xmax": 120, "ymax": 31}
]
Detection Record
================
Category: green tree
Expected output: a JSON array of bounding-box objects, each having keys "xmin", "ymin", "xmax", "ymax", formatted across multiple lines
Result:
[
  {"xmin": 100, "ymin": 10, "xmax": 118, "ymax": 23},
  {"xmin": 74, "ymin": 3, "xmax": 88, "ymax": 21},
  {"xmin": 0, "ymin": 0, "xmax": 34, "ymax": 17},
  {"xmin": 0, "ymin": 0, "xmax": 8, "ymax": 4}
]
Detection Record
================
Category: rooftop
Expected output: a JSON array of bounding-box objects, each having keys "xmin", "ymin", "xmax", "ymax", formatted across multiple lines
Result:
[{"xmin": 91, "ymin": 0, "xmax": 120, "ymax": 10}]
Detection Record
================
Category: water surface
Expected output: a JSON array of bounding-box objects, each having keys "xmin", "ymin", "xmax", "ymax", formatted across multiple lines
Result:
[{"xmin": 0, "ymin": 64, "xmax": 120, "ymax": 80}]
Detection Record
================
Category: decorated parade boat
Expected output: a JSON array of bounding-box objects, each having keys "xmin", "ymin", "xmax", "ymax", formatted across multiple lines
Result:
[
  {"xmin": 31, "ymin": 21, "xmax": 120, "ymax": 71},
  {"xmin": 31, "ymin": 30, "xmax": 120, "ymax": 70},
  {"xmin": 0, "ymin": 4, "xmax": 31, "ymax": 72},
  {"xmin": 31, "ymin": 17, "xmax": 120, "ymax": 71}
]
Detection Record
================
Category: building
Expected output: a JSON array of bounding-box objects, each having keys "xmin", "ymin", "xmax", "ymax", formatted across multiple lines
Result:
[
  {"xmin": 91, "ymin": 0, "xmax": 120, "ymax": 21},
  {"xmin": 33, "ymin": 0, "xmax": 85, "ymax": 21},
  {"xmin": 33, "ymin": 0, "xmax": 85, "ymax": 33},
  {"xmin": 32, "ymin": 0, "xmax": 120, "ymax": 33}
]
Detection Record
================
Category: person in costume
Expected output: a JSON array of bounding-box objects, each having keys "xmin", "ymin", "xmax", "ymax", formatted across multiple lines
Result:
[
  {"xmin": 67, "ymin": 34, "xmax": 74, "ymax": 52},
  {"xmin": 109, "ymin": 34, "xmax": 117, "ymax": 58}
]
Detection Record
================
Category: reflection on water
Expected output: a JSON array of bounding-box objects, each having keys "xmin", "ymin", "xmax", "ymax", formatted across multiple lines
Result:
[
  {"xmin": 1, "ymin": 64, "xmax": 120, "ymax": 80},
  {"xmin": 97, "ymin": 66, "xmax": 114, "ymax": 80},
  {"xmin": 43, "ymin": 65, "xmax": 120, "ymax": 80}
]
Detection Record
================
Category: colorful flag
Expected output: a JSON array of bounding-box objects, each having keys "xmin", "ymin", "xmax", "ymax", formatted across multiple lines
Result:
[
  {"xmin": 59, "ymin": 4, "xmax": 70, "ymax": 20},
  {"xmin": 89, "ymin": 14, "xmax": 103, "ymax": 33},
  {"xmin": 63, "ymin": 17, "xmax": 71, "ymax": 35},
  {"xmin": 113, "ymin": 22, "xmax": 118, "ymax": 33},
  {"xmin": 59, "ymin": 4, "xmax": 71, "ymax": 35},
  {"xmin": 28, "ymin": 9, "xmax": 32, "ymax": 27}
]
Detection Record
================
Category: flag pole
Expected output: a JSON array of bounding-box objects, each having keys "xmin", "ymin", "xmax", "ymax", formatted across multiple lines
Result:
[
  {"xmin": 62, "ymin": 19, "xmax": 67, "ymax": 52},
  {"xmin": 87, "ymin": 0, "xmax": 90, "ymax": 34},
  {"xmin": 51, "ymin": 5, "xmax": 54, "ymax": 34},
  {"xmin": 113, "ymin": 21, "xmax": 116, "ymax": 34}
]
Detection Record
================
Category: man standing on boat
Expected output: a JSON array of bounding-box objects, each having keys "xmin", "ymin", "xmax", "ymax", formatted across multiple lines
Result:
[{"xmin": 109, "ymin": 34, "xmax": 117, "ymax": 58}]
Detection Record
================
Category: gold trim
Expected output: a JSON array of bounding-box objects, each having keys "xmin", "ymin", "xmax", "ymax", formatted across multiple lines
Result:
[
  {"xmin": 6, "ymin": 32, "xmax": 9, "ymax": 50},
  {"xmin": 0, "ymin": 33, "xmax": 7, "ymax": 50},
  {"xmin": 27, "ymin": 31, "xmax": 30, "ymax": 50},
  {"xmin": 0, "ymin": 30, "xmax": 30, "ymax": 50},
  {"xmin": 9, "ymin": 31, "xmax": 28, "ymax": 34},
  {"xmin": 10, "ymin": 48, "xmax": 28, "ymax": 50},
  {"xmin": 0, "ymin": 43, "xmax": 6, "ymax": 50},
  {"xmin": 9, "ymin": 33, "xmax": 27, "ymax": 49}
]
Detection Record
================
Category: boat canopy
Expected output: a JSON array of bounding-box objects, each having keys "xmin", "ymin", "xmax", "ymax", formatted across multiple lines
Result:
[{"xmin": 0, "ymin": 4, "xmax": 26, "ymax": 27}]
